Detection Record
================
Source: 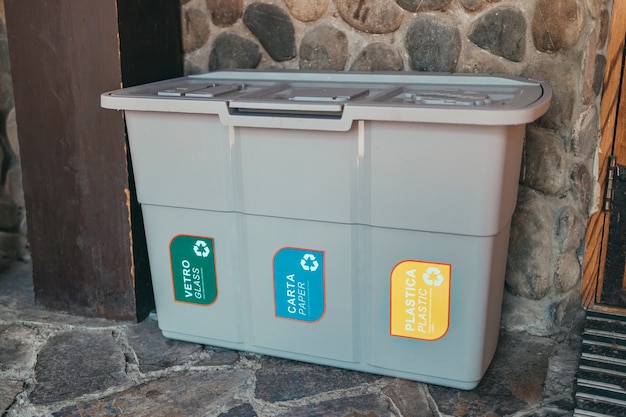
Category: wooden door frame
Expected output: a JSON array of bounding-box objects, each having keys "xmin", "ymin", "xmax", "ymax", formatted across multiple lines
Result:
[
  {"xmin": 581, "ymin": 0, "xmax": 626, "ymax": 311},
  {"xmin": 5, "ymin": 0, "xmax": 183, "ymax": 320}
]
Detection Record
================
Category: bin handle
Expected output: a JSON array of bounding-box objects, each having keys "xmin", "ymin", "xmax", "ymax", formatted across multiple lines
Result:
[{"xmin": 218, "ymin": 101, "xmax": 355, "ymax": 131}]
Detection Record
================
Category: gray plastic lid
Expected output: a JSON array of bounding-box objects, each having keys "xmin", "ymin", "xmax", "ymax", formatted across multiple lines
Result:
[{"xmin": 101, "ymin": 70, "xmax": 552, "ymax": 131}]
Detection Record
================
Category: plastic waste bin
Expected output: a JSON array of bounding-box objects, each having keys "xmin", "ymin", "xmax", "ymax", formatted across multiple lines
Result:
[{"xmin": 101, "ymin": 70, "xmax": 551, "ymax": 389}]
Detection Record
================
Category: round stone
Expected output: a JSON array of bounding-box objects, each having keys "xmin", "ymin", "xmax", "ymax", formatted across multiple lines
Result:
[
  {"xmin": 570, "ymin": 163, "xmax": 593, "ymax": 214},
  {"xmin": 459, "ymin": 0, "xmax": 501, "ymax": 12},
  {"xmin": 299, "ymin": 25, "xmax": 348, "ymax": 70},
  {"xmin": 396, "ymin": 0, "xmax": 451, "ymax": 12},
  {"xmin": 0, "ymin": 192, "xmax": 18, "ymax": 230},
  {"xmin": 0, "ymin": 73, "xmax": 14, "ymax": 114},
  {"xmin": 468, "ymin": 6, "xmax": 526, "ymax": 62},
  {"xmin": 405, "ymin": 15, "xmax": 460, "ymax": 72},
  {"xmin": 283, "ymin": 0, "xmax": 328, "ymax": 22},
  {"xmin": 532, "ymin": 0, "xmax": 582, "ymax": 52},
  {"xmin": 506, "ymin": 187, "xmax": 555, "ymax": 301},
  {"xmin": 570, "ymin": 106, "xmax": 600, "ymax": 159},
  {"xmin": 243, "ymin": 3, "xmax": 296, "ymax": 62},
  {"xmin": 6, "ymin": 108, "xmax": 18, "ymax": 157},
  {"xmin": 350, "ymin": 43, "xmax": 403, "ymax": 71},
  {"xmin": 555, "ymin": 251, "xmax": 581, "ymax": 293},
  {"xmin": 206, "ymin": 0, "xmax": 243, "ymax": 27},
  {"xmin": 181, "ymin": 7, "xmax": 210, "ymax": 53},
  {"xmin": 333, "ymin": 0, "xmax": 404, "ymax": 34},
  {"xmin": 208, "ymin": 32, "xmax": 261, "ymax": 71},
  {"xmin": 521, "ymin": 126, "xmax": 568, "ymax": 196},
  {"xmin": 523, "ymin": 59, "xmax": 576, "ymax": 131}
]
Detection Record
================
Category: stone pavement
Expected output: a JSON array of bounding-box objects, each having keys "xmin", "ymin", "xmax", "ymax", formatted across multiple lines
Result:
[{"xmin": 0, "ymin": 261, "xmax": 582, "ymax": 417}]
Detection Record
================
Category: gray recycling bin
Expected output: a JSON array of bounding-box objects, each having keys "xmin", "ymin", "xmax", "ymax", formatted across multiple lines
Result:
[{"xmin": 101, "ymin": 70, "xmax": 551, "ymax": 389}]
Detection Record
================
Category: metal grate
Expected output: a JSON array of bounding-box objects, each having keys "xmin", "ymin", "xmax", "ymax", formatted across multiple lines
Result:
[{"xmin": 574, "ymin": 310, "xmax": 626, "ymax": 417}]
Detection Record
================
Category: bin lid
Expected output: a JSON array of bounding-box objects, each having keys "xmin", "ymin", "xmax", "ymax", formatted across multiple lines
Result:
[{"xmin": 101, "ymin": 70, "xmax": 551, "ymax": 130}]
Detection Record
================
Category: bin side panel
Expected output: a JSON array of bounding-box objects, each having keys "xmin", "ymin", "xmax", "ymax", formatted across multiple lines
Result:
[
  {"xmin": 125, "ymin": 112, "xmax": 234, "ymax": 211},
  {"xmin": 367, "ymin": 122, "xmax": 525, "ymax": 236}
]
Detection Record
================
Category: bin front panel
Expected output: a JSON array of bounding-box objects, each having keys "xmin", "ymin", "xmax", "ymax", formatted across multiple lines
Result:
[
  {"xmin": 366, "ymin": 121, "xmax": 525, "ymax": 236},
  {"xmin": 142, "ymin": 206, "xmax": 246, "ymax": 344},
  {"xmin": 237, "ymin": 126, "xmax": 359, "ymax": 224},
  {"xmin": 364, "ymin": 225, "xmax": 509, "ymax": 383},
  {"xmin": 247, "ymin": 216, "xmax": 358, "ymax": 362}
]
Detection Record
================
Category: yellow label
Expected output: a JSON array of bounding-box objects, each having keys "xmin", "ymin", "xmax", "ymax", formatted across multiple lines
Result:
[{"xmin": 390, "ymin": 260, "xmax": 451, "ymax": 341}]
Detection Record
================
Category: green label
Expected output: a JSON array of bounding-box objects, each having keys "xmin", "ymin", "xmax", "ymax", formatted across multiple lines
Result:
[{"xmin": 170, "ymin": 235, "xmax": 217, "ymax": 305}]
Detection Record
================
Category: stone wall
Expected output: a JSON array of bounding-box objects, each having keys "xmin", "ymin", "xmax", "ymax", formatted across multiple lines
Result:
[
  {"xmin": 0, "ymin": 0, "xmax": 28, "ymax": 267},
  {"xmin": 0, "ymin": 0, "xmax": 609, "ymax": 335},
  {"xmin": 182, "ymin": 0, "xmax": 610, "ymax": 335}
]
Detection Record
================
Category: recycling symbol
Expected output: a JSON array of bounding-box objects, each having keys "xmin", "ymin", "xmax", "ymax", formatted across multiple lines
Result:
[
  {"xmin": 300, "ymin": 253, "xmax": 319, "ymax": 272},
  {"xmin": 423, "ymin": 267, "xmax": 444, "ymax": 287},
  {"xmin": 193, "ymin": 240, "xmax": 211, "ymax": 258}
]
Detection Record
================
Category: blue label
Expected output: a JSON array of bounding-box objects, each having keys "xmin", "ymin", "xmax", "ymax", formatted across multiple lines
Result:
[{"xmin": 274, "ymin": 247, "xmax": 325, "ymax": 322}]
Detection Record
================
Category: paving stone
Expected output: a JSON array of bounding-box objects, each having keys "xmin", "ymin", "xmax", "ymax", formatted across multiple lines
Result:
[
  {"xmin": 406, "ymin": 15, "xmax": 460, "ymax": 72},
  {"xmin": 506, "ymin": 186, "xmax": 555, "ymax": 301},
  {"xmin": 468, "ymin": 6, "xmax": 526, "ymax": 62},
  {"xmin": 543, "ymin": 324, "xmax": 583, "ymax": 405},
  {"xmin": 0, "ymin": 262, "xmax": 118, "ymax": 328},
  {"xmin": 255, "ymin": 357, "xmax": 381, "ymax": 402},
  {"xmin": 350, "ymin": 43, "xmax": 403, "ymax": 71},
  {"xmin": 333, "ymin": 0, "xmax": 404, "ymax": 34},
  {"xmin": 396, "ymin": 0, "xmax": 451, "ymax": 12},
  {"xmin": 243, "ymin": 3, "xmax": 296, "ymax": 62},
  {"xmin": 277, "ymin": 394, "xmax": 394, "ymax": 417},
  {"xmin": 197, "ymin": 347, "xmax": 240, "ymax": 366},
  {"xmin": 209, "ymin": 32, "xmax": 261, "ymax": 71},
  {"xmin": 521, "ymin": 126, "xmax": 568, "ymax": 195},
  {"xmin": 181, "ymin": 7, "xmax": 211, "ymax": 53},
  {"xmin": 299, "ymin": 25, "xmax": 348, "ymax": 70},
  {"xmin": 219, "ymin": 403, "xmax": 257, "ymax": 417},
  {"xmin": 0, "ymin": 324, "xmax": 38, "ymax": 372},
  {"xmin": 206, "ymin": 0, "xmax": 243, "ymax": 26},
  {"xmin": 0, "ymin": 379, "xmax": 22, "ymax": 414},
  {"xmin": 284, "ymin": 0, "xmax": 328, "ymax": 22},
  {"xmin": 126, "ymin": 319, "xmax": 203, "ymax": 373},
  {"xmin": 532, "ymin": 0, "xmax": 582, "ymax": 52},
  {"xmin": 48, "ymin": 370, "xmax": 251, "ymax": 417},
  {"xmin": 429, "ymin": 331, "xmax": 554, "ymax": 416},
  {"xmin": 30, "ymin": 331, "xmax": 130, "ymax": 404},
  {"xmin": 383, "ymin": 379, "xmax": 437, "ymax": 417}
]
